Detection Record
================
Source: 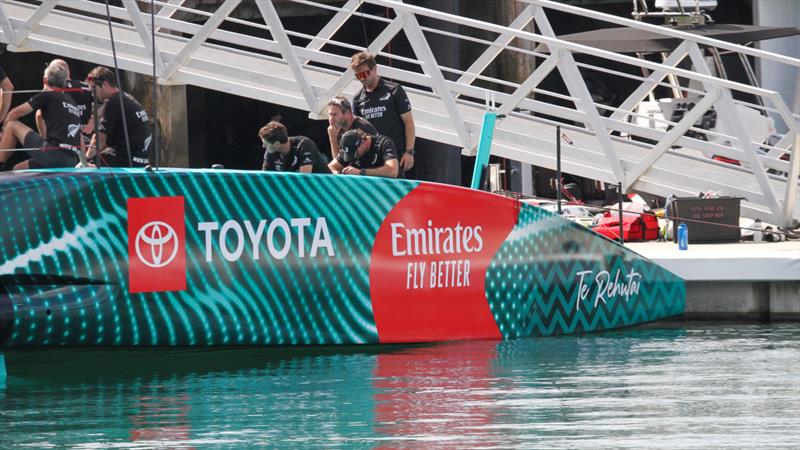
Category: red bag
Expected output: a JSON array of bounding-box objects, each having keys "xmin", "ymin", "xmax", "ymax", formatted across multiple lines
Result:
[{"xmin": 594, "ymin": 210, "xmax": 659, "ymax": 242}]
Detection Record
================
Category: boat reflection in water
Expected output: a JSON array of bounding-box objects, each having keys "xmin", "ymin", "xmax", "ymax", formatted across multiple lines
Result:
[{"xmin": 3, "ymin": 324, "xmax": 800, "ymax": 448}]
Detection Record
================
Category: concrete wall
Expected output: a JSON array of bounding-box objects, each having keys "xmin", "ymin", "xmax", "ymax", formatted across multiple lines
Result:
[{"xmin": 685, "ymin": 281, "xmax": 800, "ymax": 321}]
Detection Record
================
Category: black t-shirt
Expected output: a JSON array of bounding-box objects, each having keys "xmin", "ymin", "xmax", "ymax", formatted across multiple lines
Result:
[
  {"xmin": 352, "ymin": 78, "xmax": 411, "ymax": 154},
  {"xmin": 335, "ymin": 116, "xmax": 377, "ymax": 145},
  {"xmin": 27, "ymin": 91, "xmax": 81, "ymax": 147},
  {"xmin": 65, "ymin": 79, "xmax": 93, "ymax": 125},
  {"xmin": 335, "ymin": 134, "xmax": 397, "ymax": 170},
  {"xmin": 0, "ymin": 66, "xmax": 7, "ymax": 81},
  {"xmin": 263, "ymin": 136, "xmax": 330, "ymax": 173},
  {"xmin": 99, "ymin": 91, "xmax": 152, "ymax": 167}
]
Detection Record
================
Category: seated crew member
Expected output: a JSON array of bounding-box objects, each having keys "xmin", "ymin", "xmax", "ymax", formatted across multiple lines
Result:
[
  {"xmin": 86, "ymin": 66, "xmax": 152, "ymax": 167},
  {"xmin": 36, "ymin": 59, "xmax": 93, "ymax": 140},
  {"xmin": 326, "ymin": 95, "xmax": 376, "ymax": 160},
  {"xmin": 0, "ymin": 62, "xmax": 81, "ymax": 170},
  {"xmin": 259, "ymin": 121, "xmax": 330, "ymax": 173},
  {"xmin": 328, "ymin": 129, "xmax": 398, "ymax": 178}
]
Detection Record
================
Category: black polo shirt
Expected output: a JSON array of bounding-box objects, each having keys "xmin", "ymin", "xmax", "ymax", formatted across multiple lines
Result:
[
  {"xmin": 99, "ymin": 91, "xmax": 152, "ymax": 166},
  {"xmin": 352, "ymin": 78, "xmax": 411, "ymax": 154},
  {"xmin": 263, "ymin": 136, "xmax": 330, "ymax": 173},
  {"xmin": 335, "ymin": 134, "xmax": 397, "ymax": 171},
  {"xmin": 335, "ymin": 116, "xmax": 377, "ymax": 145},
  {"xmin": 65, "ymin": 79, "xmax": 93, "ymax": 125},
  {"xmin": 28, "ymin": 91, "xmax": 81, "ymax": 147}
]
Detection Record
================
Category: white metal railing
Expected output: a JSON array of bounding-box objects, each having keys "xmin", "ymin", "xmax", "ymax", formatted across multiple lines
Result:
[{"xmin": 0, "ymin": 0, "xmax": 797, "ymax": 225}]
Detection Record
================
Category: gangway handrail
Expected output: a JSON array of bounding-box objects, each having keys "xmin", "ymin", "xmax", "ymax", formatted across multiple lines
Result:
[
  {"xmin": 527, "ymin": 0, "xmax": 800, "ymax": 68},
  {"xmin": 0, "ymin": 0, "xmax": 797, "ymax": 225},
  {"xmin": 364, "ymin": 0, "xmax": 796, "ymax": 98}
]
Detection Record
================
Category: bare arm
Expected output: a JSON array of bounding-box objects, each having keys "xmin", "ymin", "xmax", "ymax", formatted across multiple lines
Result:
[
  {"xmin": 96, "ymin": 131, "xmax": 108, "ymax": 153},
  {"xmin": 328, "ymin": 158, "xmax": 344, "ymax": 174},
  {"xmin": 298, "ymin": 164, "xmax": 313, "ymax": 173},
  {"xmin": 327, "ymin": 125, "xmax": 341, "ymax": 161},
  {"xmin": 400, "ymin": 111, "xmax": 415, "ymax": 151},
  {"xmin": 86, "ymin": 133, "xmax": 97, "ymax": 159},
  {"xmin": 343, "ymin": 159, "xmax": 398, "ymax": 178},
  {"xmin": 35, "ymin": 109, "xmax": 47, "ymax": 139},
  {"xmin": 6, "ymin": 102, "xmax": 33, "ymax": 123},
  {"xmin": 399, "ymin": 111, "xmax": 416, "ymax": 171},
  {"xmin": 0, "ymin": 77, "xmax": 13, "ymax": 123},
  {"xmin": 374, "ymin": 158, "xmax": 399, "ymax": 178}
]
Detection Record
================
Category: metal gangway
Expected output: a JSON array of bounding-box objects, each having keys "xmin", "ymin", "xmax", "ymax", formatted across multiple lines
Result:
[{"xmin": 0, "ymin": 0, "xmax": 798, "ymax": 225}]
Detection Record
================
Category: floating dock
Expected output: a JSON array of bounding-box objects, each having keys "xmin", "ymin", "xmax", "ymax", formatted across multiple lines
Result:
[{"xmin": 627, "ymin": 241, "xmax": 800, "ymax": 320}]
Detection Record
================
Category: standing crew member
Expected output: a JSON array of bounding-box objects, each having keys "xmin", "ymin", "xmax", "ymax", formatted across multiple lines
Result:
[{"xmin": 350, "ymin": 51, "xmax": 416, "ymax": 177}]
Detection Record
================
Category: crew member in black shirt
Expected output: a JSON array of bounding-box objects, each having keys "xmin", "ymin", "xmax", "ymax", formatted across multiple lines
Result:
[
  {"xmin": 329, "ymin": 129, "xmax": 398, "ymax": 178},
  {"xmin": 36, "ymin": 60, "xmax": 94, "ymax": 152},
  {"xmin": 48, "ymin": 60, "xmax": 93, "ymax": 126},
  {"xmin": 326, "ymin": 95, "xmax": 377, "ymax": 160},
  {"xmin": 260, "ymin": 121, "xmax": 330, "ymax": 173},
  {"xmin": 0, "ymin": 63, "xmax": 81, "ymax": 170},
  {"xmin": 87, "ymin": 66, "xmax": 152, "ymax": 167},
  {"xmin": 350, "ymin": 52, "xmax": 415, "ymax": 177}
]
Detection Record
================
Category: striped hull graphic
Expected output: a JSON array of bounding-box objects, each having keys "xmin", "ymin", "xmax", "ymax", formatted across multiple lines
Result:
[{"xmin": 0, "ymin": 169, "xmax": 684, "ymax": 347}]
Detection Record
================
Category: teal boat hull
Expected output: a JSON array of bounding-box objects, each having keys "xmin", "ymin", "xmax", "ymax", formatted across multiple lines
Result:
[{"xmin": 0, "ymin": 169, "xmax": 684, "ymax": 347}]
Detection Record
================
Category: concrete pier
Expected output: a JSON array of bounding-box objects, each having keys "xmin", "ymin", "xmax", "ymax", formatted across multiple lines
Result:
[{"xmin": 627, "ymin": 241, "xmax": 800, "ymax": 320}]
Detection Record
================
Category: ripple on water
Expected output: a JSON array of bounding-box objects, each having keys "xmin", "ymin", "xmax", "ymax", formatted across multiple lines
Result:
[{"xmin": 0, "ymin": 323, "xmax": 798, "ymax": 449}]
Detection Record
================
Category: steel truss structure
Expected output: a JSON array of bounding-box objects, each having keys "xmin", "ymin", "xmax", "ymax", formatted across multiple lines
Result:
[{"xmin": 0, "ymin": 0, "xmax": 798, "ymax": 224}]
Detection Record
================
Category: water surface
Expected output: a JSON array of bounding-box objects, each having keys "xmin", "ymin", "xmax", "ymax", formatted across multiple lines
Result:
[{"xmin": 1, "ymin": 323, "xmax": 798, "ymax": 449}]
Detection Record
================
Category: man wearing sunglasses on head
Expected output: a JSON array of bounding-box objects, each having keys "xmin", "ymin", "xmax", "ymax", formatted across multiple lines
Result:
[{"xmin": 350, "ymin": 52, "xmax": 415, "ymax": 178}]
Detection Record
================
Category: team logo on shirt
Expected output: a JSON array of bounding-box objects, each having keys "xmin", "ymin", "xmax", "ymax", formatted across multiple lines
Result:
[{"xmin": 67, "ymin": 124, "xmax": 80, "ymax": 138}]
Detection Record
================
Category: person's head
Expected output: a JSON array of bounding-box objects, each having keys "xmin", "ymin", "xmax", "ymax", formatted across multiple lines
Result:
[
  {"xmin": 339, "ymin": 129, "xmax": 371, "ymax": 163},
  {"xmin": 50, "ymin": 59, "xmax": 71, "ymax": 79},
  {"xmin": 327, "ymin": 96, "xmax": 354, "ymax": 129},
  {"xmin": 258, "ymin": 121, "xmax": 289, "ymax": 154},
  {"xmin": 350, "ymin": 52, "xmax": 379, "ymax": 90},
  {"xmin": 43, "ymin": 61, "xmax": 68, "ymax": 89},
  {"xmin": 87, "ymin": 66, "xmax": 118, "ymax": 101}
]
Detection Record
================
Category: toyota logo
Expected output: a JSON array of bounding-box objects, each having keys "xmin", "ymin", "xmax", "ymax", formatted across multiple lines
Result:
[{"xmin": 135, "ymin": 221, "xmax": 179, "ymax": 268}]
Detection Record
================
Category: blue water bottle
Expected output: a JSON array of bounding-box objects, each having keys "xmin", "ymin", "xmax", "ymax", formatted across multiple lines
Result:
[{"xmin": 677, "ymin": 222, "xmax": 688, "ymax": 250}]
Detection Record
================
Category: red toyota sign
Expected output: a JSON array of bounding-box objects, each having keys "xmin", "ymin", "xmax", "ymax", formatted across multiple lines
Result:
[{"xmin": 127, "ymin": 196, "xmax": 186, "ymax": 293}]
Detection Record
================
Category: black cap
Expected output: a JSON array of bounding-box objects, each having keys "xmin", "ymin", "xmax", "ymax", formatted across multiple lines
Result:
[{"xmin": 339, "ymin": 130, "xmax": 362, "ymax": 163}]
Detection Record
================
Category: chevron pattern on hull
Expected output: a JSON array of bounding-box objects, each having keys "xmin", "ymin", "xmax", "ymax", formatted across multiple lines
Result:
[{"xmin": 486, "ymin": 205, "xmax": 685, "ymax": 337}]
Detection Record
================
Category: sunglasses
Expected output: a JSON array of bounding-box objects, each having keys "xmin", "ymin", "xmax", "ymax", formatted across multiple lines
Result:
[{"xmin": 354, "ymin": 68, "xmax": 371, "ymax": 80}]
